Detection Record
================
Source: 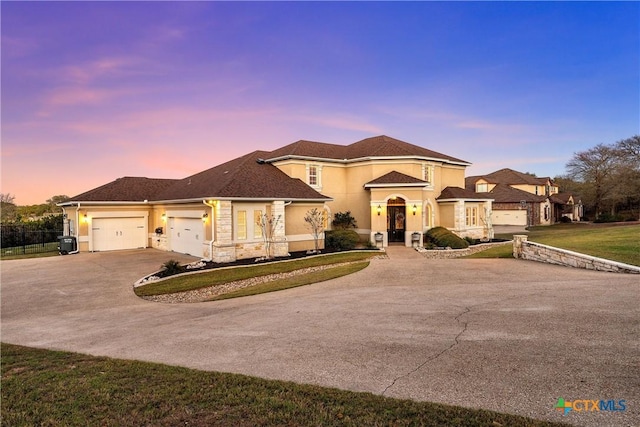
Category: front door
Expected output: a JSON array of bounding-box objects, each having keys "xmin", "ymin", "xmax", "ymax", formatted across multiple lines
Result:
[{"xmin": 387, "ymin": 206, "xmax": 406, "ymax": 242}]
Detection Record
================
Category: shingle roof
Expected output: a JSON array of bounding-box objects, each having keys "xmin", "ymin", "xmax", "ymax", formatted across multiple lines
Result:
[
  {"xmin": 364, "ymin": 171, "xmax": 428, "ymax": 186},
  {"xmin": 466, "ymin": 168, "xmax": 552, "ymax": 187},
  {"xmin": 488, "ymin": 183, "xmax": 547, "ymax": 203},
  {"xmin": 266, "ymin": 135, "xmax": 470, "ymax": 165},
  {"xmin": 66, "ymin": 177, "xmax": 179, "ymax": 202},
  {"xmin": 154, "ymin": 151, "xmax": 331, "ymax": 201},
  {"xmin": 437, "ymin": 187, "xmax": 493, "ymax": 200}
]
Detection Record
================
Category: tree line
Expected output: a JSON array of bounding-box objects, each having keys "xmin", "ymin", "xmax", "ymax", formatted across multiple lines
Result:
[
  {"xmin": 559, "ymin": 135, "xmax": 640, "ymax": 221},
  {"xmin": 1, "ymin": 194, "xmax": 69, "ymax": 225}
]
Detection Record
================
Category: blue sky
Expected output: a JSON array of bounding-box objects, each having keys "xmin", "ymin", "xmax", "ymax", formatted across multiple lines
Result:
[{"xmin": 2, "ymin": 1, "xmax": 638, "ymax": 204}]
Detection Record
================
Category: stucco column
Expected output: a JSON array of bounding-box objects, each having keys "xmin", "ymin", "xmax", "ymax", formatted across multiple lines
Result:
[{"xmin": 513, "ymin": 234, "xmax": 528, "ymax": 259}]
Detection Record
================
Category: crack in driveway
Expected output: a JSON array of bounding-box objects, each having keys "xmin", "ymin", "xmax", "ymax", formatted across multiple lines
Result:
[{"xmin": 381, "ymin": 306, "xmax": 470, "ymax": 396}]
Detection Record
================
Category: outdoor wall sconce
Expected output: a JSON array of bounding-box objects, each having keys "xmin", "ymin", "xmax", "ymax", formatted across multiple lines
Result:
[
  {"xmin": 412, "ymin": 204, "xmax": 417, "ymax": 215},
  {"xmin": 202, "ymin": 213, "xmax": 209, "ymax": 222},
  {"xmin": 377, "ymin": 205, "xmax": 382, "ymax": 216},
  {"xmin": 161, "ymin": 213, "xmax": 166, "ymax": 222},
  {"xmin": 83, "ymin": 214, "xmax": 88, "ymax": 223}
]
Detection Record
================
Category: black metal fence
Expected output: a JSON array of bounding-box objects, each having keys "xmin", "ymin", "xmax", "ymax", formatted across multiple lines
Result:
[{"xmin": 1, "ymin": 224, "xmax": 64, "ymax": 256}]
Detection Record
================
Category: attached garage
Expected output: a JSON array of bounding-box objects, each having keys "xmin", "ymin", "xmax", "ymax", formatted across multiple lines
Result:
[
  {"xmin": 168, "ymin": 217, "xmax": 204, "ymax": 257},
  {"xmin": 91, "ymin": 216, "xmax": 147, "ymax": 251},
  {"xmin": 491, "ymin": 210, "xmax": 527, "ymax": 226}
]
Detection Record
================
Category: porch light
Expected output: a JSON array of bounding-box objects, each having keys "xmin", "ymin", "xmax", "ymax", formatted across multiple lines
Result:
[
  {"xmin": 377, "ymin": 205, "xmax": 382, "ymax": 216},
  {"xmin": 161, "ymin": 213, "xmax": 166, "ymax": 222},
  {"xmin": 412, "ymin": 204, "xmax": 417, "ymax": 215},
  {"xmin": 83, "ymin": 214, "xmax": 89, "ymax": 223},
  {"xmin": 202, "ymin": 213, "xmax": 209, "ymax": 222}
]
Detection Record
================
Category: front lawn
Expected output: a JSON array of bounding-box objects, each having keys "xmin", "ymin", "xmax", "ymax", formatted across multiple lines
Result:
[
  {"xmin": 1, "ymin": 343, "xmax": 568, "ymax": 427},
  {"xmin": 466, "ymin": 223, "xmax": 640, "ymax": 266}
]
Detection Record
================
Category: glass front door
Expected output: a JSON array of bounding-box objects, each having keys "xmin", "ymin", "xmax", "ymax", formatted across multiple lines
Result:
[{"xmin": 387, "ymin": 205, "xmax": 406, "ymax": 242}]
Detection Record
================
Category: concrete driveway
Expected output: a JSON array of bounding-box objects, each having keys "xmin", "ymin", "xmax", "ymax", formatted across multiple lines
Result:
[{"xmin": 2, "ymin": 248, "xmax": 638, "ymax": 426}]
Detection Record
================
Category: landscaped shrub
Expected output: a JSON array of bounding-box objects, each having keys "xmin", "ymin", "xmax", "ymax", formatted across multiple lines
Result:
[
  {"xmin": 331, "ymin": 211, "xmax": 357, "ymax": 230},
  {"xmin": 161, "ymin": 260, "xmax": 184, "ymax": 276},
  {"xmin": 325, "ymin": 230, "xmax": 359, "ymax": 251},
  {"xmin": 424, "ymin": 227, "xmax": 469, "ymax": 249}
]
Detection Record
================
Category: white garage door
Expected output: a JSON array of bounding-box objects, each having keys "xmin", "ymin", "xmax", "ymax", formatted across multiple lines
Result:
[
  {"xmin": 491, "ymin": 210, "xmax": 527, "ymax": 226},
  {"xmin": 169, "ymin": 218, "xmax": 203, "ymax": 257},
  {"xmin": 92, "ymin": 217, "xmax": 147, "ymax": 251}
]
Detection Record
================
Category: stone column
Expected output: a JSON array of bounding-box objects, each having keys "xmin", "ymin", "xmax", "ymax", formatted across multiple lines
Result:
[
  {"xmin": 513, "ymin": 234, "xmax": 528, "ymax": 259},
  {"xmin": 271, "ymin": 200, "xmax": 289, "ymax": 257},
  {"xmin": 212, "ymin": 200, "xmax": 236, "ymax": 262}
]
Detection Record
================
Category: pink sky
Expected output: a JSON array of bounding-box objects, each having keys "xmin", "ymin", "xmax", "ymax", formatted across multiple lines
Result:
[{"xmin": 2, "ymin": 2, "xmax": 638, "ymax": 205}]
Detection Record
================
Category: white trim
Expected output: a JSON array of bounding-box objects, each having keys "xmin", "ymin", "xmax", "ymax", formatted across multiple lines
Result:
[{"xmin": 266, "ymin": 154, "xmax": 471, "ymax": 167}]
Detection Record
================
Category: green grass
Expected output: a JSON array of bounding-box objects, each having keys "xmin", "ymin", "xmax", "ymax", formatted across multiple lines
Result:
[
  {"xmin": 1, "ymin": 343, "xmax": 568, "ymax": 427},
  {"xmin": 1, "ymin": 242, "xmax": 59, "ymax": 259},
  {"xmin": 135, "ymin": 251, "xmax": 379, "ymax": 297},
  {"xmin": 208, "ymin": 262, "xmax": 370, "ymax": 301},
  {"xmin": 466, "ymin": 223, "xmax": 640, "ymax": 266}
]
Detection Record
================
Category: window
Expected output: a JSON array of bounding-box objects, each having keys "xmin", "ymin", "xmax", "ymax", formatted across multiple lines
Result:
[
  {"xmin": 237, "ymin": 210, "xmax": 247, "ymax": 240},
  {"xmin": 465, "ymin": 207, "xmax": 478, "ymax": 226},
  {"xmin": 308, "ymin": 165, "xmax": 318, "ymax": 186},
  {"xmin": 423, "ymin": 164, "xmax": 432, "ymax": 183},
  {"xmin": 476, "ymin": 183, "xmax": 488, "ymax": 193},
  {"xmin": 254, "ymin": 210, "xmax": 263, "ymax": 239}
]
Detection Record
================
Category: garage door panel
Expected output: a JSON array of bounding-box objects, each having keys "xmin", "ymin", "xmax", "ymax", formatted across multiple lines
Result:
[
  {"xmin": 491, "ymin": 210, "xmax": 527, "ymax": 226},
  {"xmin": 93, "ymin": 217, "xmax": 147, "ymax": 251},
  {"xmin": 169, "ymin": 218, "xmax": 203, "ymax": 257}
]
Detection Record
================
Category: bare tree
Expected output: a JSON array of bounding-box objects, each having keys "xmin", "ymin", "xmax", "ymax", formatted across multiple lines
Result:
[
  {"xmin": 566, "ymin": 144, "xmax": 618, "ymax": 219},
  {"xmin": 256, "ymin": 212, "xmax": 281, "ymax": 260},
  {"xmin": 304, "ymin": 208, "xmax": 325, "ymax": 253}
]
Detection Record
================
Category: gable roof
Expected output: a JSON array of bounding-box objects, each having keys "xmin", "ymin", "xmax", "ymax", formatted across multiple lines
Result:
[
  {"xmin": 364, "ymin": 171, "xmax": 428, "ymax": 187},
  {"xmin": 266, "ymin": 135, "xmax": 470, "ymax": 165},
  {"xmin": 437, "ymin": 186, "xmax": 493, "ymax": 201},
  {"xmin": 154, "ymin": 151, "xmax": 330, "ymax": 202},
  {"xmin": 466, "ymin": 168, "xmax": 552, "ymax": 187},
  {"xmin": 65, "ymin": 177, "xmax": 179, "ymax": 203}
]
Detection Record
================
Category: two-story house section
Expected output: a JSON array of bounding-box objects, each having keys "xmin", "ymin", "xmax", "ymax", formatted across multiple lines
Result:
[
  {"xmin": 60, "ymin": 135, "xmax": 494, "ymax": 261},
  {"xmin": 466, "ymin": 168, "xmax": 582, "ymax": 226}
]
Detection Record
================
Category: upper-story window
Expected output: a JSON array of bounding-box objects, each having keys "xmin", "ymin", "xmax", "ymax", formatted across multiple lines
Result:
[
  {"xmin": 307, "ymin": 164, "xmax": 322, "ymax": 189},
  {"xmin": 422, "ymin": 164, "xmax": 433, "ymax": 184},
  {"xmin": 476, "ymin": 183, "xmax": 488, "ymax": 193}
]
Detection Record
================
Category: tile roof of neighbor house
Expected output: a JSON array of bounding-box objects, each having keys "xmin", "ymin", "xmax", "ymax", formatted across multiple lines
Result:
[
  {"xmin": 437, "ymin": 187, "xmax": 494, "ymax": 200},
  {"xmin": 266, "ymin": 135, "xmax": 470, "ymax": 165},
  {"xmin": 487, "ymin": 183, "xmax": 547, "ymax": 203},
  {"xmin": 364, "ymin": 171, "xmax": 429, "ymax": 186},
  {"xmin": 153, "ymin": 150, "xmax": 331, "ymax": 202},
  {"xmin": 66, "ymin": 177, "xmax": 179, "ymax": 202},
  {"xmin": 550, "ymin": 192, "xmax": 580, "ymax": 204},
  {"xmin": 465, "ymin": 168, "xmax": 552, "ymax": 188}
]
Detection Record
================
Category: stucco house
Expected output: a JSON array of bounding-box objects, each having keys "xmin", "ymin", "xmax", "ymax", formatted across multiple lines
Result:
[
  {"xmin": 465, "ymin": 168, "xmax": 582, "ymax": 226},
  {"xmin": 60, "ymin": 135, "xmax": 494, "ymax": 261}
]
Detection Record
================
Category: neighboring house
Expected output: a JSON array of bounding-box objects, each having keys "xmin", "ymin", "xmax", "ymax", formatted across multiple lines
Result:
[
  {"xmin": 465, "ymin": 168, "xmax": 582, "ymax": 226},
  {"xmin": 60, "ymin": 135, "xmax": 494, "ymax": 261}
]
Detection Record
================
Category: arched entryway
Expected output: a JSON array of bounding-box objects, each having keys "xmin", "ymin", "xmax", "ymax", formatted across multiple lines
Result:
[{"xmin": 387, "ymin": 197, "xmax": 406, "ymax": 242}]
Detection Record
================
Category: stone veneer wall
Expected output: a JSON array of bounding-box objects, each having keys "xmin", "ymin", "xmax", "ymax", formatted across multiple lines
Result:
[
  {"xmin": 513, "ymin": 235, "xmax": 640, "ymax": 274},
  {"xmin": 418, "ymin": 241, "xmax": 511, "ymax": 259}
]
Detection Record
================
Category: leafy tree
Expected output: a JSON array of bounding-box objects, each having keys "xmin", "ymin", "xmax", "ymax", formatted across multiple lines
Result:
[
  {"xmin": 331, "ymin": 211, "xmax": 357, "ymax": 230},
  {"xmin": 304, "ymin": 208, "xmax": 325, "ymax": 253},
  {"xmin": 0, "ymin": 193, "xmax": 17, "ymax": 223}
]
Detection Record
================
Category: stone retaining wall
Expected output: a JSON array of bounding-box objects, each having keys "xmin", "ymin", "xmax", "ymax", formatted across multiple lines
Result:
[
  {"xmin": 513, "ymin": 235, "xmax": 640, "ymax": 274},
  {"xmin": 418, "ymin": 241, "xmax": 511, "ymax": 259}
]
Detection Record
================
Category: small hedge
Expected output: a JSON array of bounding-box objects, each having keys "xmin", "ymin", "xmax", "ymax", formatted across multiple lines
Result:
[
  {"xmin": 424, "ymin": 227, "xmax": 469, "ymax": 249},
  {"xmin": 325, "ymin": 230, "xmax": 359, "ymax": 251}
]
